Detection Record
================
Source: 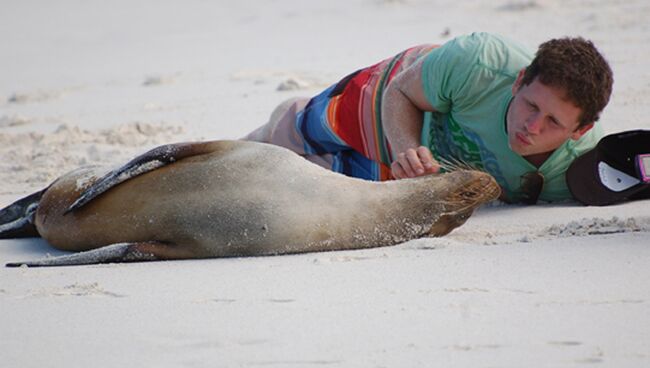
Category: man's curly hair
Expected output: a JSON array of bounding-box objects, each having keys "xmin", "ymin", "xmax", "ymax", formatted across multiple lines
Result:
[{"xmin": 521, "ymin": 37, "xmax": 613, "ymax": 128}]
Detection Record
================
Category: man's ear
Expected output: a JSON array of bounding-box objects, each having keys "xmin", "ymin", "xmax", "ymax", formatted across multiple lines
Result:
[
  {"xmin": 571, "ymin": 122, "xmax": 594, "ymax": 140},
  {"xmin": 512, "ymin": 68, "xmax": 526, "ymax": 94}
]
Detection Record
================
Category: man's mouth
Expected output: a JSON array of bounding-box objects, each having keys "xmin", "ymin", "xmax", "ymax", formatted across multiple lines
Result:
[{"xmin": 516, "ymin": 132, "xmax": 532, "ymax": 146}]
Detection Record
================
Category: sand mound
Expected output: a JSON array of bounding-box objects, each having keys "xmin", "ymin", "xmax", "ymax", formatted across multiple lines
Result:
[{"xmin": 0, "ymin": 122, "xmax": 185, "ymax": 193}]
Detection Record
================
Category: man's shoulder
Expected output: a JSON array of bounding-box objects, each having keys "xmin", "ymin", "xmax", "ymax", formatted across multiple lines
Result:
[
  {"xmin": 449, "ymin": 33, "xmax": 529, "ymax": 53},
  {"xmin": 437, "ymin": 33, "xmax": 533, "ymax": 75}
]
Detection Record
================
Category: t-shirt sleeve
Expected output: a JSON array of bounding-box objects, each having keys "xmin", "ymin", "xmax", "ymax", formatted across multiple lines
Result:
[{"xmin": 421, "ymin": 33, "xmax": 484, "ymax": 113}]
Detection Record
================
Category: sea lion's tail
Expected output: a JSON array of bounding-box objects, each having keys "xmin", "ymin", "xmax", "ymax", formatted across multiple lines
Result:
[{"xmin": 0, "ymin": 189, "xmax": 45, "ymax": 239}]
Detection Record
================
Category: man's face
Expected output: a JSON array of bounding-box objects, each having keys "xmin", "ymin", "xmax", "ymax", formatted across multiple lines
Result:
[{"xmin": 506, "ymin": 70, "xmax": 593, "ymax": 158}]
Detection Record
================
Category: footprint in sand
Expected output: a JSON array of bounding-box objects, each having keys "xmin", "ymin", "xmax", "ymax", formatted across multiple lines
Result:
[
  {"xmin": 21, "ymin": 282, "xmax": 126, "ymax": 298},
  {"xmin": 142, "ymin": 74, "xmax": 179, "ymax": 87},
  {"xmin": 0, "ymin": 115, "xmax": 32, "ymax": 128}
]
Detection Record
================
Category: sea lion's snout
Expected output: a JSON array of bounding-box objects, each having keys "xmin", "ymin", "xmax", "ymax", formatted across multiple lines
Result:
[
  {"xmin": 426, "ymin": 171, "xmax": 500, "ymax": 237},
  {"xmin": 450, "ymin": 171, "xmax": 501, "ymax": 205}
]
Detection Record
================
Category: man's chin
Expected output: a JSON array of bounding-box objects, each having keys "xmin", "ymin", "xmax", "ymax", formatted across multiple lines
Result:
[
  {"xmin": 508, "ymin": 139, "xmax": 526, "ymax": 155},
  {"xmin": 512, "ymin": 146, "xmax": 542, "ymax": 160}
]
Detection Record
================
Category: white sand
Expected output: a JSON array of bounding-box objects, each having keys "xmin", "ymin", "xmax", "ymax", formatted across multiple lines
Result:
[{"xmin": 1, "ymin": 0, "xmax": 649, "ymax": 366}]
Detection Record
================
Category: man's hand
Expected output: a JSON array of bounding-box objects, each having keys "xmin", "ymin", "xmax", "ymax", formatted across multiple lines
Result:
[{"xmin": 391, "ymin": 146, "xmax": 440, "ymax": 179}]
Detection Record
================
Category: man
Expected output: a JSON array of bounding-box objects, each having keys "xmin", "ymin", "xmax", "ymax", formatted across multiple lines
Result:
[{"xmin": 244, "ymin": 32, "xmax": 613, "ymax": 204}]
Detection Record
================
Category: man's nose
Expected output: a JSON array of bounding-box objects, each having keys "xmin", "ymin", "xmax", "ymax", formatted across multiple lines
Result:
[{"xmin": 525, "ymin": 113, "xmax": 543, "ymax": 134}]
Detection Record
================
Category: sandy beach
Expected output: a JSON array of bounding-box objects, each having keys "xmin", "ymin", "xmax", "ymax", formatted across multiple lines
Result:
[{"xmin": 1, "ymin": 1, "xmax": 649, "ymax": 366}]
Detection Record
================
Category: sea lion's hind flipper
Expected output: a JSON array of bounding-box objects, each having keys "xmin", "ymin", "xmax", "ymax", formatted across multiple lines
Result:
[
  {"xmin": 0, "ymin": 189, "xmax": 46, "ymax": 239},
  {"xmin": 5, "ymin": 241, "xmax": 194, "ymax": 267},
  {"xmin": 66, "ymin": 141, "xmax": 221, "ymax": 213}
]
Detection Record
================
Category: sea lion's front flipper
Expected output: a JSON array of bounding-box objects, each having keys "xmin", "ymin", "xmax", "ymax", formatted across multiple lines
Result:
[
  {"xmin": 5, "ymin": 241, "xmax": 196, "ymax": 267},
  {"xmin": 66, "ymin": 141, "xmax": 221, "ymax": 213},
  {"xmin": 0, "ymin": 189, "xmax": 46, "ymax": 239}
]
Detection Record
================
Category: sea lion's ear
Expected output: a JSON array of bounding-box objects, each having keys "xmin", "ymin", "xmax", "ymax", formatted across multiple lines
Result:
[{"xmin": 66, "ymin": 141, "xmax": 225, "ymax": 213}]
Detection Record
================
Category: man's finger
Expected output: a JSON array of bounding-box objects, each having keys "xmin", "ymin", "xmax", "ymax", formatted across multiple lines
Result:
[
  {"xmin": 405, "ymin": 149, "xmax": 425, "ymax": 175},
  {"xmin": 391, "ymin": 161, "xmax": 406, "ymax": 179},
  {"xmin": 397, "ymin": 152, "xmax": 416, "ymax": 177},
  {"xmin": 416, "ymin": 146, "xmax": 440, "ymax": 173}
]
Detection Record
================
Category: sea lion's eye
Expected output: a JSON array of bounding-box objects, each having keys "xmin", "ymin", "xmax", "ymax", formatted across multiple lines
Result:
[{"xmin": 461, "ymin": 191, "xmax": 478, "ymax": 198}]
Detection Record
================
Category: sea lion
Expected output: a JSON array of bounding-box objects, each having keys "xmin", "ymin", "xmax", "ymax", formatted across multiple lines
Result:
[{"xmin": 0, "ymin": 140, "xmax": 500, "ymax": 267}]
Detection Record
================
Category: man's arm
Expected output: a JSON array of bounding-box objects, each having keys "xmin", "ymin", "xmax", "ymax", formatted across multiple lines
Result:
[{"xmin": 382, "ymin": 58, "xmax": 440, "ymax": 179}]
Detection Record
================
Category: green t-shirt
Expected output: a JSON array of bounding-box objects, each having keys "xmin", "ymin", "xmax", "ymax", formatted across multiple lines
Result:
[{"xmin": 420, "ymin": 32, "xmax": 603, "ymax": 202}]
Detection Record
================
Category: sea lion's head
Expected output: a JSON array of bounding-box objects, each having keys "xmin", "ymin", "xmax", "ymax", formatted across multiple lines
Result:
[{"xmin": 425, "ymin": 170, "xmax": 500, "ymax": 236}]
